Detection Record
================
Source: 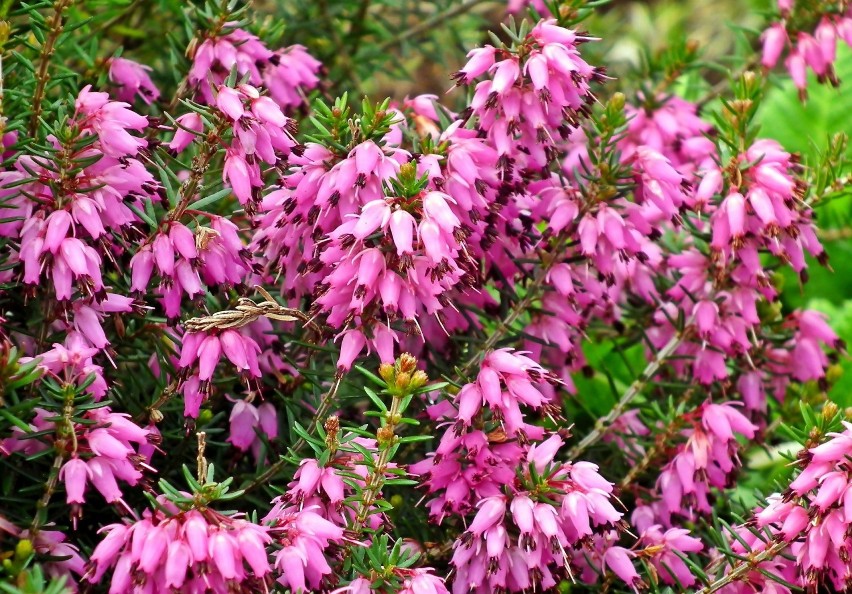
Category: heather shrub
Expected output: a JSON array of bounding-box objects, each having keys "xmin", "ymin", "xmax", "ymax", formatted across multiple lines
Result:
[{"xmin": 0, "ymin": 0, "xmax": 851, "ymax": 593}]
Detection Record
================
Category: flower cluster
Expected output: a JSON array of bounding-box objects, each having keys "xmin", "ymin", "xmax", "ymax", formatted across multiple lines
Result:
[
  {"xmin": 108, "ymin": 57, "xmax": 161, "ymax": 105},
  {"xmin": 412, "ymin": 349, "xmax": 559, "ymax": 519},
  {"xmin": 450, "ymin": 434, "xmax": 628, "ymax": 593},
  {"xmin": 1, "ymin": 406, "xmax": 150, "ymax": 515},
  {"xmin": 457, "ymin": 20, "xmax": 605, "ymax": 170},
  {"xmin": 189, "ymin": 26, "xmax": 320, "ymax": 109},
  {"xmin": 761, "ymin": 0, "xmax": 852, "ymax": 98},
  {"xmin": 131, "ymin": 217, "xmax": 251, "ymax": 318},
  {"xmin": 227, "ymin": 398, "xmax": 278, "ymax": 460},
  {"xmin": 719, "ymin": 422, "xmax": 852, "ymax": 591},
  {"xmin": 655, "ymin": 402, "xmax": 757, "ymax": 520},
  {"xmin": 7, "ymin": 87, "xmax": 157, "ymax": 304},
  {"xmin": 0, "ymin": 3, "xmax": 848, "ymax": 594},
  {"xmin": 177, "ymin": 327, "xmax": 264, "ymax": 417},
  {"xmin": 216, "ymin": 83, "xmax": 298, "ymax": 209},
  {"xmin": 86, "ymin": 500, "xmax": 271, "ymax": 593},
  {"xmin": 263, "ymin": 501, "xmax": 345, "ymax": 592}
]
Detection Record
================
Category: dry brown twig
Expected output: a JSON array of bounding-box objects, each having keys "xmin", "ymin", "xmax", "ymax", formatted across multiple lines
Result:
[{"xmin": 183, "ymin": 286, "xmax": 323, "ymax": 336}]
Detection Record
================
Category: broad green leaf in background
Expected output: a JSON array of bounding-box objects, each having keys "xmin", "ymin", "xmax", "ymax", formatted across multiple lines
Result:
[
  {"xmin": 758, "ymin": 45, "xmax": 852, "ymax": 310},
  {"xmin": 804, "ymin": 298, "xmax": 852, "ymax": 408}
]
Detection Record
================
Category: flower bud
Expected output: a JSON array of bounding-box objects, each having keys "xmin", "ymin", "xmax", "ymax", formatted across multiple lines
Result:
[
  {"xmin": 409, "ymin": 370, "xmax": 429, "ymax": 391},
  {"xmin": 823, "ymin": 401, "xmax": 839, "ymax": 420},
  {"xmin": 608, "ymin": 92, "xmax": 625, "ymax": 112},
  {"xmin": 377, "ymin": 425, "xmax": 395, "ymax": 447},
  {"xmin": 398, "ymin": 353, "xmax": 417, "ymax": 374},
  {"xmin": 14, "ymin": 539, "xmax": 33, "ymax": 561},
  {"xmin": 395, "ymin": 372, "xmax": 411, "ymax": 392},
  {"xmin": 379, "ymin": 363, "xmax": 395, "ymax": 383}
]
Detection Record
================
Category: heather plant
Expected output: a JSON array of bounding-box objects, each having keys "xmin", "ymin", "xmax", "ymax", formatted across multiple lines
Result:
[{"xmin": 1, "ymin": 0, "xmax": 852, "ymax": 593}]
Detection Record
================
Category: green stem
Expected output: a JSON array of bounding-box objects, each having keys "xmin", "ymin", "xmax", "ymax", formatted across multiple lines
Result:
[
  {"xmin": 242, "ymin": 376, "xmax": 343, "ymax": 493},
  {"xmin": 352, "ymin": 392, "xmax": 402, "ymax": 532},
  {"xmin": 694, "ymin": 541, "xmax": 788, "ymax": 594},
  {"xmin": 30, "ymin": 0, "xmax": 74, "ymax": 136},
  {"xmin": 30, "ymin": 387, "xmax": 76, "ymax": 536}
]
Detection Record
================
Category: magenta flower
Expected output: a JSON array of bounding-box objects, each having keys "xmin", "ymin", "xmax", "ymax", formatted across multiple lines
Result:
[
  {"xmin": 108, "ymin": 57, "xmax": 160, "ymax": 104},
  {"xmin": 87, "ymin": 499, "xmax": 272, "ymax": 593},
  {"xmin": 188, "ymin": 26, "xmax": 320, "ymax": 110},
  {"xmin": 263, "ymin": 503, "xmax": 345, "ymax": 592}
]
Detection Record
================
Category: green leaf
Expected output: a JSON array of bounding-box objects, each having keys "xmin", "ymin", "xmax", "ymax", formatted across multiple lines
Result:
[{"xmin": 186, "ymin": 187, "xmax": 233, "ymax": 212}]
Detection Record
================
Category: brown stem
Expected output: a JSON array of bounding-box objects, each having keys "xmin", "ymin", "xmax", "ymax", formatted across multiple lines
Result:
[
  {"xmin": 567, "ymin": 319, "xmax": 694, "ymax": 461},
  {"xmin": 139, "ymin": 117, "xmax": 229, "ymax": 246},
  {"xmin": 455, "ymin": 230, "xmax": 571, "ymax": 381},
  {"xmin": 617, "ymin": 388, "xmax": 694, "ymax": 491},
  {"xmin": 694, "ymin": 541, "xmax": 788, "ymax": 594},
  {"xmin": 30, "ymin": 0, "xmax": 74, "ymax": 136},
  {"xmin": 166, "ymin": 118, "xmax": 229, "ymax": 224},
  {"xmin": 137, "ymin": 379, "xmax": 179, "ymax": 423},
  {"xmin": 242, "ymin": 376, "xmax": 342, "ymax": 493},
  {"xmin": 377, "ymin": 0, "xmax": 494, "ymax": 52},
  {"xmin": 30, "ymin": 386, "xmax": 76, "ymax": 535}
]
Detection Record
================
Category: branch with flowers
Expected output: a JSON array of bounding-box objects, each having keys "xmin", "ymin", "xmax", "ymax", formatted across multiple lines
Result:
[{"xmin": 0, "ymin": 0, "xmax": 851, "ymax": 593}]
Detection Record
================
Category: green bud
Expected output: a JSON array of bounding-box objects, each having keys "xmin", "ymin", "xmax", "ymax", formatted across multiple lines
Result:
[
  {"xmin": 197, "ymin": 409, "xmax": 213, "ymax": 426},
  {"xmin": 409, "ymin": 370, "xmax": 429, "ymax": 391},
  {"xmin": 826, "ymin": 364, "xmax": 844, "ymax": 385},
  {"xmin": 14, "ymin": 539, "xmax": 33, "ymax": 561},
  {"xmin": 378, "ymin": 363, "xmax": 395, "ymax": 383},
  {"xmin": 608, "ymin": 92, "xmax": 625, "ymax": 112},
  {"xmin": 390, "ymin": 494, "xmax": 404, "ymax": 508}
]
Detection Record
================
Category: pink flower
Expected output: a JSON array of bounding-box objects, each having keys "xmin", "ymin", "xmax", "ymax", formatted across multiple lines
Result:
[
  {"xmin": 108, "ymin": 57, "xmax": 160, "ymax": 104},
  {"xmin": 88, "ymin": 498, "xmax": 272, "ymax": 591},
  {"xmin": 168, "ymin": 112, "xmax": 203, "ymax": 152},
  {"xmin": 227, "ymin": 399, "xmax": 278, "ymax": 461},
  {"xmin": 59, "ymin": 457, "xmax": 91, "ymax": 504},
  {"xmin": 603, "ymin": 547, "xmax": 640, "ymax": 587},
  {"xmin": 264, "ymin": 504, "xmax": 345, "ymax": 592}
]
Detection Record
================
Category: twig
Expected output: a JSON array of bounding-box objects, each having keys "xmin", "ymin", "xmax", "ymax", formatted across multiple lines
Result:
[
  {"xmin": 696, "ymin": 56, "xmax": 760, "ymax": 109},
  {"xmin": 242, "ymin": 376, "xmax": 342, "ymax": 493},
  {"xmin": 351, "ymin": 388, "xmax": 403, "ymax": 532},
  {"xmin": 30, "ymin": 387, "xmax": 76, "ymax": 535},
  {"xmin": 30, "ymin": 0, "xmax": 74, "ymax": 136},
  {"xmin": 137, "ymin": 379, "xmax": 179, "ymax": 423},
  {"xmin": 164, "ymin": 118, "xmax": 230, "ymax": 226},
  {"xmin": 137, "ymin": 117, "xmax": 229, "ymax": 248},
  {"xmin": 455, "ymin": 230, "xmax": 570, "ymax": 381},
  {"xmin": 377, "ymin": 0, "xmax": 494, "ymax": 52},
  {"xmin": 817, "ymin": 226, "xmax": 852, "ymax": 241},
  {"xmin": 694, "ymin": 540, "xmax": 788, "ymax": 594},
  {"xmin": 183, "ymin": 286, "xmax": 323, "ymax": 338},
  {"xmin": 567, "ymin": 319, "xmax": 693, "ymax": 460},
  {"xmin": 617, "ymin": 395, "xmax": 691, "ymax": 491}
]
